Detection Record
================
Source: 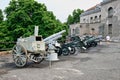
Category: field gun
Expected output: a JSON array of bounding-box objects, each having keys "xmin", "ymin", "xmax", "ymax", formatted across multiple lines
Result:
[{"xmin": 12, "ymin": 26, "xmax": 66, "ymax": 67}]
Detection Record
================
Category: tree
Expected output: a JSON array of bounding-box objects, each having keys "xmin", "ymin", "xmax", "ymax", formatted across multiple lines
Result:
[
  {"xmin": 67, "ymin": 9, "xmax": 84, "ymax": 25},
  {"xmin": 4, "ymin": 0, "xmax": 66, "ymax": 42},
  {"xmin": 0, "ymin": 9, "xmax": 3, "ymax": 23}
]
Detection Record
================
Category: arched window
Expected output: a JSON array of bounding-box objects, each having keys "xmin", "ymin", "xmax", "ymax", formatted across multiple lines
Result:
[
  {"xmin": 90, "ymin": 17, "xmax": 93, "ymax": 23},
  {"xmin": 95, "ymin": 16, "xmax": 97, "ymax": 19},
  {"xmin": 99, "ymin": 15, "xmax": 101, "ymax": 19},
  {"xmin": 91, "ymin": 28, "xmax": 95, "ymax": 35},
  {"xmin": 94, "ymin": 16, "xmax": 97, "ymax": 23},
  {"xmin": 108, "ymin": 7, "xmax": 114, "ymax": 18},
  {"xmin": 99, "ymin": 15, "xmax": 101, "ymax": 22},
  {"xmin": 90, "ymin": 17, "xmax": 93, "ymax": 20}
]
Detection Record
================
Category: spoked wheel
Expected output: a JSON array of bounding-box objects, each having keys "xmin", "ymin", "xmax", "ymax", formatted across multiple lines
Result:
[{"xmin": 12, "ymin": 44, "xmax": 27, "ymax": 67}]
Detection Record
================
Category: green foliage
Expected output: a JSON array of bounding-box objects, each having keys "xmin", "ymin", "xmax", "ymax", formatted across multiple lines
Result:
[
  {"xmin": 0, "ymin": 9, "xmax": 3, "ymax": 23},
  {"xmin": 67, "ymin": 9, "xmax": 84, "ymax": 25}
]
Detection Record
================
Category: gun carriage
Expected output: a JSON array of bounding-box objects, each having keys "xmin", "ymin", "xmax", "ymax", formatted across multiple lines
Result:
[{"xmin": 12, "ymin": 35, "xmax": 46, "ymax": 67}]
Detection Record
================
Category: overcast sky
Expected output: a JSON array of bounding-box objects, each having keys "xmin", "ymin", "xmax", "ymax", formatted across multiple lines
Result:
[{"xmin": 0, "ymin": 0, "xmax": 102, "ymax": 22}]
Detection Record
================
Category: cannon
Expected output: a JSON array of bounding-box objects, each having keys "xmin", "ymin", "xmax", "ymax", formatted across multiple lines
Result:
[
  {"xmin": 43, "ymin": 30, "xmax": 65, "ymax": 56},
  {"xmin": 58, "ymin": 36, "xmax": 87, "ymax": 56},
  {"xmin": 83, "ymin": 35, "xmax": 98, "ymax": 48},
  {"xmin": 60, "ymin": 42, "xmax": 76, "ymax": 56},
  {"xmin": 12, "ymin": 26, "xmax": 65, "ymax": 67},
  {"xmin": 70, "ymin": 36, "xmax": 87, "ymax": 52}
]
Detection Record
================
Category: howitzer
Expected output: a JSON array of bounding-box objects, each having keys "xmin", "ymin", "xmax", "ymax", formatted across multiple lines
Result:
[{"xmin": 43, "ymin": 30, "xmax": 65, "ymax": 57}]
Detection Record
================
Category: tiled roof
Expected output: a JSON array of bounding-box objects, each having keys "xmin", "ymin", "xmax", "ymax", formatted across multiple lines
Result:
[
  {"xmin": 101, "ymin": 0, "xmax": 116, "ymax": 5},
  {"xmin": 80, "ymin": 4, "xmax": 101, "ymax": 17},
  {"xmin": 86, "ymin": 4, "xmax": 98, "ymax": 11}
]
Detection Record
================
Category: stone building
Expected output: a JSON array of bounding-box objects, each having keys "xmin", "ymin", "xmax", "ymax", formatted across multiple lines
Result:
[
  {"xmin": 100, "ymin": 0, "xmax": 120, "ymax": 38},
  {"xmin": 69, "ymin": 0, "xmax": 120, "ymax": 39},
  {"xmin": 80, "ymin": 4, "xmax": 101, "ymax": 36}
]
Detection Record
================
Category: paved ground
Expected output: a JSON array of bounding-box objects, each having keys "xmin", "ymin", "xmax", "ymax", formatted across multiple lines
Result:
[{"xmin": 0, "ymin": 42, "xmax": 120, "ymax": 80}]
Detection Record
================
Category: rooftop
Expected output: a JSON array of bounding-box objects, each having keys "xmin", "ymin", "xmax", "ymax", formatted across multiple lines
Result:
[
  {"xmin": 101, "ymin": 0, "xmax": 116, "ymax": 5},
  {"xmin": 80, "ymin": 4, "xmax": 101, "ymax": 17},
  {"xmin": 80, "ymin": 0, "xmax": 117, "ymax": 17}
]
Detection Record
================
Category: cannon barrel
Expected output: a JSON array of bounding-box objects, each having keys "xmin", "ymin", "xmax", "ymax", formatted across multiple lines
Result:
[
  {"xmin": 43, "ymin": 30, "xmax": 66, "ymax": 42},
  {"xmin": 44, "ymin": 35, "xmax": 62, "ymax": 43}
]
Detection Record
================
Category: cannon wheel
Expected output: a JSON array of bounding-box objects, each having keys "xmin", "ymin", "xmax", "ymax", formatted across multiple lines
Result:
[
  {"xmin": 70, "ymin": 47, "xmax": 76, "ymax": 54},
  {"xmin": 12, "ymin": 44, "xmax": 27, "ymax": 67}
]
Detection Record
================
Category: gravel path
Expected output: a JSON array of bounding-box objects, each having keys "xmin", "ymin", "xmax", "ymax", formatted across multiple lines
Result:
[{"xmin": 0, "ymin": 42, "xmax": 120, "ymax": 80}]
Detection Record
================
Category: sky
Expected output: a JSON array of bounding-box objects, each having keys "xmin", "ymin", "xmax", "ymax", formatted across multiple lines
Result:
[{"xmin": 0, "ymin": 0, "xmax": 102, "ymax": 22}]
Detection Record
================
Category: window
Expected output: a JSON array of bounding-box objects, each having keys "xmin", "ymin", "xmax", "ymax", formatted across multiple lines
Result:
[
  {"xmin": 91, "ymin": 28, "xmax": 95, "ymax": 31},
  {"xmin": 91, "ymin": 28, "xmax": 95, "ymax": 35},
  {"xmin": 90, "ymin": 17, "xmax": 93, "ymax": 20},
  {"xmin": 99, "ymin": 15, "xmax": 101, "ymax": 22},
  {"xmin": 99, "ymin": 15, "xmax": 101, "ymax": 19},
  {"xmin": 95, "ymin": 16, "xmax": 97, "ymax": 19},
  {"xmin": 90, "ymin": 17, "xmax": 93, "ymax": 23},
  {"xmin": 94, "ymin": 16, "xmax": 97, "ymax": 22},
  {"xmin": 108, "ymin": 7, "xmax": 114, "ymax": 18},
  {"xmin": 108, "ymin": 24, "xmax": 112, "ymax": 34}
]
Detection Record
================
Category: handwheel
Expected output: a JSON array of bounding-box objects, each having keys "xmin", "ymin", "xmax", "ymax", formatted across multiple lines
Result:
[{"xmin": 12, "ymin": 44, "xmax": 27, "ymax": 67}]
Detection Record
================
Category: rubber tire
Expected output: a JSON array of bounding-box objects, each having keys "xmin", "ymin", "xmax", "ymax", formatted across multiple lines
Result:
[
  {"xmin": 70, "ymin": 47, "xmax": 76, "ymax": 54},
  {"xmin": 62, "ymin": 47, "xmax": 69, "ymax": 56}
]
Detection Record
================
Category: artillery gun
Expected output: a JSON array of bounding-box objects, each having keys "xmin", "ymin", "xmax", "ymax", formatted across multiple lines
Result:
[
  {"xmin": 12, "ymin": 26, "xmax": 66, "ymax": 67},
  {"xmin": 83, "ymin": 35, "xmax": 98, "ymax": 48},
  {"xmin": 43, "ymin": 30, "xmax": 66, "ymax": 57},
  {"xmin": 70, "ymin": 36, "xmax": 87, "ymax": 53}
]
